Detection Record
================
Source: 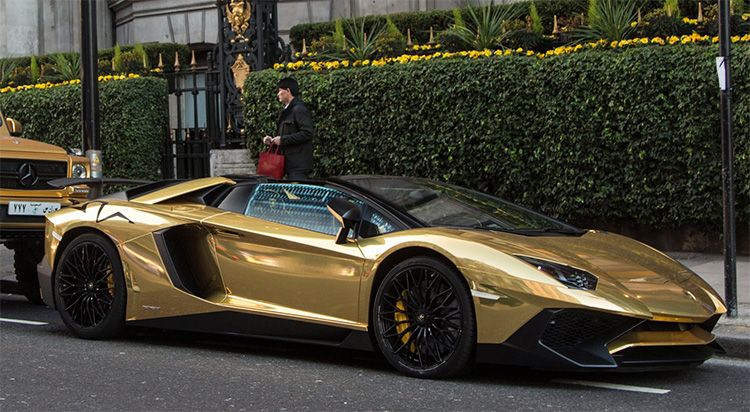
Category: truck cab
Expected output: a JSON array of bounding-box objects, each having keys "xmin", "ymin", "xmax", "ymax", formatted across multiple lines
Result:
[{"xmin": 0, "ymin": 106, "xmax": 90, "ymax": 303}]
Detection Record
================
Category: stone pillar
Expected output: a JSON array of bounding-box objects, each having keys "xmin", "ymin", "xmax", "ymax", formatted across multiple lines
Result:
[
  {"xmin": 210, "ymin": 148, "xmax": 256, "ymax": 176},
  {"xmin": 0, "ymin": 0, "xmax": 112, "ymax": 57}
]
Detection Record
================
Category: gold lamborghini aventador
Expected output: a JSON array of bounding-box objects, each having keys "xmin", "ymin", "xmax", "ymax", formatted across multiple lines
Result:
[{"xmin": 37, "ymin": 175, "xmax": 726, "ymax": 378}]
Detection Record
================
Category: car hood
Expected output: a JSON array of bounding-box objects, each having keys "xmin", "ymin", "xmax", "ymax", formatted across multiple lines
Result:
[
  {"xmin": 458, "ymin": 229, "xmax": 725, "ymax": 320},
  {"xmin": 0, "ymin": 135, "xmax": 68, "ymax": 155}
]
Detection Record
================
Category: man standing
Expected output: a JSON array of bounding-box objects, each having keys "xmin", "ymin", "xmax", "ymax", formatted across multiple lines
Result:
[{"xmin": 262, "ymin": 77, "xmax": 315, "ymax": 179}]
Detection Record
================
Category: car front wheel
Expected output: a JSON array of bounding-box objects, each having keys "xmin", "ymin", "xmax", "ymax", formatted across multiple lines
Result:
[
  {"xmin": 373, "ymin": 256, "xmax": 476, "ymax": 378},
  {"xmin": 54, "ymin": 233, "xmax": 126, "ymax": 339}
]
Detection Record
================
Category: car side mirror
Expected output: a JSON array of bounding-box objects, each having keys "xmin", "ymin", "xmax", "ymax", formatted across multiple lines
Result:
[
  {"xmin": 327, "ymin": 197, "xmax": 361, "ymax": 244},
  {"xmin": 6, "ymin": 118, "xmax": 22, "ymax": 137}
]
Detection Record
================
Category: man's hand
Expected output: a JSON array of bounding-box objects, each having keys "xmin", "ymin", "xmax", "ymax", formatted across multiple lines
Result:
[{"xmin": 263, "ymin": 135, "xmax": 273, "ymax": 145}]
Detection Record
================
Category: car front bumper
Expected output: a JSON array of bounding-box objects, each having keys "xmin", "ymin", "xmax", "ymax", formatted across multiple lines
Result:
[{"xmin": 476, "ymin": 308, "xmax": 724, "ymax": 370}]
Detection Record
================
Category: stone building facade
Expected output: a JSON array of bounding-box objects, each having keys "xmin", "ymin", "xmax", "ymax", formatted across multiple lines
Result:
[{"xmin": 1, "ymin": 0, "xmax": 474, "ymax": 58}]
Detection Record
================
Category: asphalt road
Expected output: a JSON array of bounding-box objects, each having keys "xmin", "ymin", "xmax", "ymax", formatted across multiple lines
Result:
[{"xmin": 1, "ymin": 291, "xmax": 749, "ymax": 412}]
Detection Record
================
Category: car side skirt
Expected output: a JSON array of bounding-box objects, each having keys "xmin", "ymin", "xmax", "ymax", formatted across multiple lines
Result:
[{"xmin": 128, "ymin": 311, "xmax": 374, "ymax": 351}]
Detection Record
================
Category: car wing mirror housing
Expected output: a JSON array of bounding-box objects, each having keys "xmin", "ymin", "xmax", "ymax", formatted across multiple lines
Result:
[
  {"xmin": 6, "ymin": 118, "xmax": 22, "ymax": 137},
  {"xmin": 327, "ymin": 197, "xmax": 361, "ymax": 244}
]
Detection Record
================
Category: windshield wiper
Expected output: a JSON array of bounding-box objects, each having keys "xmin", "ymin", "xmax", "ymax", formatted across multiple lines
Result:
[
  {"xmin": 470, "ymin": 225, "xmax": 516, "ymax": 234},
  {"xmin": 470, "ymin": 226, "xmax": 586, "ymax": 236},
  {"xmin": 513, "ymin": 228, "xmax": 587, "ymax": 236}
]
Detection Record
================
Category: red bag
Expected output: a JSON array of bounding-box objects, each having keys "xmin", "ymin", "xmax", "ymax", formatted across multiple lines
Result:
[{"xmin": 257, "ymin": 144, "xmax": 285, "ymax": 179}]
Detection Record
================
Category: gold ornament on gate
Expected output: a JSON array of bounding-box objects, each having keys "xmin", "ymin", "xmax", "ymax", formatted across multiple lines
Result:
[
  {"xmin": 231, "ymin": 54, "xmax": 250, "ymax": 93},
  {"xmin": 226, "ymin": 0, "xmax": 251, "ymax": 43}
]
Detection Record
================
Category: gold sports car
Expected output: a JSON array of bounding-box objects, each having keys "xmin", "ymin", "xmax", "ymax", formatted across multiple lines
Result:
[{"xmin": 37, "ymin": 175, "xmax": 726, "ymax": 378}]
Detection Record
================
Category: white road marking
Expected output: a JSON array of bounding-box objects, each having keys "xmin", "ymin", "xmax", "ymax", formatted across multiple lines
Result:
[
  {"xmin": 0, "ymin": 317, "xmax": 48, "ymax": 326},
  {"xmin": 552, "ymin": 379, "xmax": 671, "ymax": 394}
]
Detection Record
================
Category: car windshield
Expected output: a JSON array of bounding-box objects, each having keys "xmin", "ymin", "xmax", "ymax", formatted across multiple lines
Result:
[{"xmin": 343, "ymin": 176, "xmax": 582, "ymax": 233}]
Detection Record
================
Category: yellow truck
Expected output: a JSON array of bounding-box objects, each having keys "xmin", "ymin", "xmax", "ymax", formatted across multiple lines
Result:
[{"xmin": 0, "ymin": 106, "xmax": 90, "ymax": 303}]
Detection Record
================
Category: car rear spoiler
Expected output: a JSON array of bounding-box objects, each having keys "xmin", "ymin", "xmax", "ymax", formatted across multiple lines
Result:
[
  {"xmin": 48, "ymin": 178, "xmax": 152, "ymax": 188},
  {"xmin": 48, "ymin": 177, "xmax": 152, "ymax": 199}
]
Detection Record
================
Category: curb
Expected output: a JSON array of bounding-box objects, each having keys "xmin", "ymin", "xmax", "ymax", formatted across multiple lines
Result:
[
  {"xmin": 714, "ymin": 322, "xmax": 750, "ymax": 360},
  {"xmin": 716, "ymin": 334, "xmax": 750, "ymax": 360}
]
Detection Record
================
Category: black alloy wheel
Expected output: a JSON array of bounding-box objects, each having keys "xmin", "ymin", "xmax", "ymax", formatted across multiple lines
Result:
[
  {"xmin": 373, "ymin": 257, "xmax": 476, "ymax": 378},
  {"xmin": 54, "ymin": 233, "xmax": 126, "ymax": 339}
]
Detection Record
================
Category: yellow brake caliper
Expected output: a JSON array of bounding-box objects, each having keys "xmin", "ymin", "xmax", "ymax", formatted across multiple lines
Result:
[
  {"xmin": 106, "ymin": 264, "xmax": 114, "ymax": 299},
  {"xmin": 394, "ymin": 291, "xmax": 416, "ymax": 352}
]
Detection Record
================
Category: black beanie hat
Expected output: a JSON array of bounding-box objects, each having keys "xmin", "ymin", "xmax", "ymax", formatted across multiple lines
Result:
[{"xmin": 278, "ymin": 77, "xmax": 299, "ymax": 97}]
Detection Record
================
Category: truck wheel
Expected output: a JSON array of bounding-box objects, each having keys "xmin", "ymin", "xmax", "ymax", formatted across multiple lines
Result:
[{"xmin": 13, "ymin": 241, "xmax": 44, "ymax": 304}]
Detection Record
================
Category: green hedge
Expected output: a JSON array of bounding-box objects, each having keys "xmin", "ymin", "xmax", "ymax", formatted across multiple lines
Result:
[
  {"xmin": 0, "ymin": 76, "xmax": 168, "ymax": 181},
  {"xmin": 244, "ymin": 43, "xmax": 749, "ymax": 230},
  {"xmin": 288, "ymin": 0, "xmax": 715, "ymax": 51}
]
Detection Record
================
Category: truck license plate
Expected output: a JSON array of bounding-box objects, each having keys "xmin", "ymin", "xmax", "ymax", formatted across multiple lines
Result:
[{"xmin": 8, "ymin": 201, "xmax": 61, "ymax": 216}]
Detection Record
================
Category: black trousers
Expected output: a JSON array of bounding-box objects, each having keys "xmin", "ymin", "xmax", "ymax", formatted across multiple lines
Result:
[{"xmin": 286, "ymin": 171, "xmax": 310, "ymax": 180}]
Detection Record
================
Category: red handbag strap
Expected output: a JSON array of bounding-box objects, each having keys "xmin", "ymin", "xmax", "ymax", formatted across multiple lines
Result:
[{"xmin": 267, "ymin": 144, "xmax": 281, "ymax": 154}]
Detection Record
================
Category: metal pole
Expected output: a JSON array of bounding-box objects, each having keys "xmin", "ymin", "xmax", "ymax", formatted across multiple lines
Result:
[
  {"xmin": 717, "ymin": 0, "xmax": 737, "ymax": 317},
  {"xmin": 81, "ymin": 0, "xmax": 102, "ymax": 198},
  {"xmin": 216, "ymin": 0, "xmax": 228, "ymax": 148}
]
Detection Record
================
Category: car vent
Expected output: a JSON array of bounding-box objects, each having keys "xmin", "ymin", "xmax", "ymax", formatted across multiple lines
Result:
[
  {"xmin": 540, "ymin": 309, "xmax": 631, "ymax": 349},
  {"xmin": 0, "ymin": 159, "xmax": 67, "ymax": 190}
]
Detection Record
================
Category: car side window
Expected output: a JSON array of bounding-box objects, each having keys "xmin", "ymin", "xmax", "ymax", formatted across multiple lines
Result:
[
  {"xmin": 359, "ymin": 205, "xmax": 397, "ymax": 237},
  {"xmin": 245, "ymin": 183, "xmax": 360, "ymax": 236},
  {"xmin": 244, "ymin": 183, "xmax": 397, "ymax": 237}
]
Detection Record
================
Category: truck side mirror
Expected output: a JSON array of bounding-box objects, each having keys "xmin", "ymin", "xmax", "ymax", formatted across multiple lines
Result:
[{"xmin": 326, "ymin": 197, "xmax": 361, "ymax": 244}]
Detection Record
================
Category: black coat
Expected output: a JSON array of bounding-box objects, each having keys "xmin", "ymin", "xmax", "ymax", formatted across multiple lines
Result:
[{"xmin": 277, "ymin": 97, "xmax": 314, "ymax": 174}]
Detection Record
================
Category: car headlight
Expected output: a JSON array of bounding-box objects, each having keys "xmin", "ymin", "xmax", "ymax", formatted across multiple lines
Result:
[
  {"xmin": 71, "ymin": 163, "xmax": 88, "ymax": 178},
  {"xmin": 516, "ymin": 255, "xmax": 598, "ymax": 291}
]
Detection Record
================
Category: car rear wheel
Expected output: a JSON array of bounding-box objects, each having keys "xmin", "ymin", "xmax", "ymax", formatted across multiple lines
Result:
[
  {"xmin": 373, "ymin": 257, "xmax": 476, "ymax": 378},
  {"xmin": 54, "ymin": 233, "xmax": 126, "ymax": 339}
]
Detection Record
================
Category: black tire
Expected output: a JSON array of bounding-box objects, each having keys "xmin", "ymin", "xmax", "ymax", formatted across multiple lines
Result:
[
  {"xmin": 54, "ymin": 233, "xmax": 126, "ymax": 339},
  {"xmin": 12, "ymin": 241, "xmax": 44, "ymax": 305},
  {"xmin": 372, "ymin": 257, "xmax": 476, "ymax": 379}
]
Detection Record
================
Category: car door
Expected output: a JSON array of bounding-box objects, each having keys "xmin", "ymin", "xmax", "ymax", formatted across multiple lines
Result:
[{"xmin": 203, "ymin": 183, "xmax": 367, "ymax": 327}]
